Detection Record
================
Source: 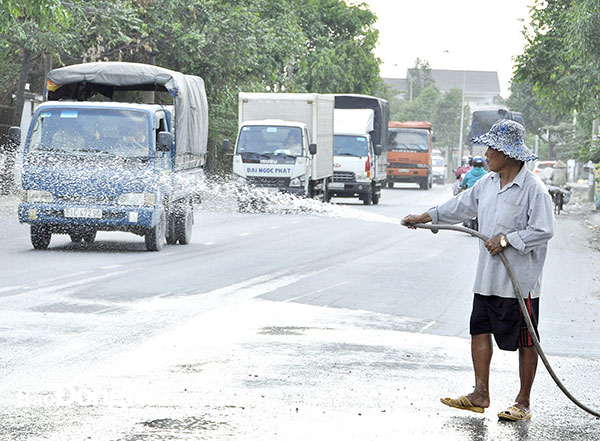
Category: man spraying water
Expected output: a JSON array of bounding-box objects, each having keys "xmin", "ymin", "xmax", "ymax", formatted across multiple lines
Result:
[{"xmin": 403, "ymin": 119, "xmax": 554, "ymax": 421}]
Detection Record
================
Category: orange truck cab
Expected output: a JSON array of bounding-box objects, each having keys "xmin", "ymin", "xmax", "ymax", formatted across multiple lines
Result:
[{"xmin": 386, "ymin": 121, "xmax": 434, "ymax": 190}]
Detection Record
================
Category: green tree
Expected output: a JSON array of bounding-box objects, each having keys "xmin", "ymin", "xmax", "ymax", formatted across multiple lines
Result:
[
  {"xmin": 514, "ymin": 0, "xmax": 600, "ymax": 161},
  {"xmin": 406, "ymin": 58, "xmax": 434, "ymax": 100},
  {"xmin": 293, "ymin": 0, "xmax": 381, "ymax": 94}
]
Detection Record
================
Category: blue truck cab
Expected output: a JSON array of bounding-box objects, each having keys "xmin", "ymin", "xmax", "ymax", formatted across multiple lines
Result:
[{"xmin": 14, "ymin": 62, "xmax": 208, "ymax": 251}]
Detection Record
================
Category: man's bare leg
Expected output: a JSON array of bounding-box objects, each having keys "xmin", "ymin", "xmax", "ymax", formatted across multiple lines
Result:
[
  {"xmin": 514, "ymin": 346, "xmax": 538, "ymax": 411},
  {"xmin": 467, "ymin": 333, "xmax": 493, "ymax": 408}
]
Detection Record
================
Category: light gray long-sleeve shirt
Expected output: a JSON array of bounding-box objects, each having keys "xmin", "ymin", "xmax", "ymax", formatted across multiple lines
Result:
[{"xmin": 428, "ymin": 164, "xmax": 554, "ymax": 299}]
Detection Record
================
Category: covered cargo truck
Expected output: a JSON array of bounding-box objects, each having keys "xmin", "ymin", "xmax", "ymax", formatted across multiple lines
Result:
[{"xmin": 14, "ymin": 61, "xmax": 208, "ymax": 251}]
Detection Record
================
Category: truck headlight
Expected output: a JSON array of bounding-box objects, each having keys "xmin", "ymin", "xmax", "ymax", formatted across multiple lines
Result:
[
  {"xmin": 117, "ymin": 192, "xmax": 156, "ymax": 206},
  {"xmin": 416, "ymin": 163, "xmax": 429, "ymax": 169},
  {"xmin": 24, "ymin": 189, "xmax": 53, "ymax": 203},
  {"xmin": 290, "ymin": 177, "xmax": 304, "ymax": 187}
]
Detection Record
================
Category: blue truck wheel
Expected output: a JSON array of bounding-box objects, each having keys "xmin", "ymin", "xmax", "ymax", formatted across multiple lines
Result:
[
  {"xmin": 144, "ymin": 213, "xmax": 166, "ymax": 251},
  {"xmin": 31, "ymin": 225, "xmax": 51, "ymax": 250},
  {"xmin": 175, "ymin": 203, "xmax": 193, "ymax": 245}
]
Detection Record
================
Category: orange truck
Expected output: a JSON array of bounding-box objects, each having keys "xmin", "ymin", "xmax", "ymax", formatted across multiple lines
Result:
[{"xmin": 386, "ymin": 121, "xmax": 434, "ymax": 190}]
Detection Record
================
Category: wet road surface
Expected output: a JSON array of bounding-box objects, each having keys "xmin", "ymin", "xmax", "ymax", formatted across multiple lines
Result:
[{"xmin": 0, "ymin": 184, "xmax": 599, "ymax": 440}]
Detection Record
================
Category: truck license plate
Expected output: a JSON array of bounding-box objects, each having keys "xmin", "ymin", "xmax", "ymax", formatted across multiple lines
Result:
[
  {"xmin": 64, "ymin": 207, "xmax": 103, "ymax": 219},
  {"xmin": 329, "ymin": 182, "xmax": 345, "ymax": 189},
  {"xmin": 398, "ymin": 168, "xmax": 410, "ymax": 173}
]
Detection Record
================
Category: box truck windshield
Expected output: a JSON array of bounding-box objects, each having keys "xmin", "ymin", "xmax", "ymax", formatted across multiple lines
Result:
[
  {"xmin": 28, "ymin": 108, "xmax": 151, "ymax": 157},
  {"xmin": 236, "ymin": 125, "xmax": 303, "ymax": 157},
  {"xmin": 334, "ymin": 135, "xmax": 368, "ymax": 157},
  {"xmin": 388, "ymin": 128, "xmax": 429, "ymax": 152}
]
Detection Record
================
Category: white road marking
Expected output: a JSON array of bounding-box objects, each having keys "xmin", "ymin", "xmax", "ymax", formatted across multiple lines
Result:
[
  {"xmin": 203, "ymin": 241, "xmax": 216, "ymax": 245},
  {"xmin": 239, "ymin": 232, "xmax": 251, "ymax": 236},
  {"xmin": 100, "ymin": 265, "xmax": 122, "ymax": 270}
]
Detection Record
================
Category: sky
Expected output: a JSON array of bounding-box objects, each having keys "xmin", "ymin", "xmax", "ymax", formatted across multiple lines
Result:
[{"xmin": 358, "ymin": 0, "xmax": 535, "ymax": 98}]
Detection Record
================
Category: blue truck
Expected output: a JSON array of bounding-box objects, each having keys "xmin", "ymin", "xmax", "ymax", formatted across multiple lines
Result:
[{"xmin": 12, "ymin": 62, "xmax": 208, "ymax": 251}]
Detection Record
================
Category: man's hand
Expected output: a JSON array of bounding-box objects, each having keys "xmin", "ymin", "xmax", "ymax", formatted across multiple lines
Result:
[
  {"xmin": 402, "ymin": 212, "xmax": 432, "ymax": 229},
  {"xmin": 485, "ymin": 235, "xmax": 508, "ymax": 255}
]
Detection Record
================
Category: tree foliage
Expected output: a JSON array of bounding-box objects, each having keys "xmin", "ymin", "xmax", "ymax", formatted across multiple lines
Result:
[
  {"xmin": 1, "ymin": 0, "xmax": 383, "ymax": 171},
  {"xmin": 513, "ymin": 0, "xmax": 600, "ymax": 161},
  {"xmin": 389, "ymin": 60, "xmax": 469, "ymax": 151}
]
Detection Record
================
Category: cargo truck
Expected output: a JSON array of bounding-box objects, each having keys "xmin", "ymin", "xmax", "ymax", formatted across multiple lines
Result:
[
  {"xmin": 329, "ymin": 94, "xmax": 388, "ymax": 204},
  {"xmin": 13, "ymin": 62, "xmax": 208, "ymax": 251},
  {"xmin": 232, "ymin": 93, "xmax": 334, "ymax": 209},
  {"xmin": 387, "ymin": 121, "xmax": 434, "ymax": 190}
]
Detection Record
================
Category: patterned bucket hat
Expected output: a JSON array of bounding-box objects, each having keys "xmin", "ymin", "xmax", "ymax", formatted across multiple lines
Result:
[{"xmin": 471, "ymin": 119, "xmax": 537, "ymax": 162}]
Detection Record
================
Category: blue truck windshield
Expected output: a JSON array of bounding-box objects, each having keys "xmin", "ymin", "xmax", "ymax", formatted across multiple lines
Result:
[
  {"xmin": 28, "ymin": 108, "xmax": 151, "ymax": 157},
  {"xmin": 334, "ymin": 135, "xmax": 368, "ymax": 157},
  {"xmin": 388, "ymin": 128, "xmax": 429, "ymax": 152},
  {"xmin": 237, "ymin": 126, "xmax": 303, "ymax": 157}
]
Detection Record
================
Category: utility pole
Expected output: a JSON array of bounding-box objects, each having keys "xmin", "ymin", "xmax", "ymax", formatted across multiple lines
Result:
[{"xmin": 457, "ymin": 70, "xmax": 466, "ymax": 161}]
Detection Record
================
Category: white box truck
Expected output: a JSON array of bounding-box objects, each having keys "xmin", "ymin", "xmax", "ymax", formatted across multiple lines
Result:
[
  {"xmin": 232, "ymin": 93, "xmax": 334, "ymax": 209},
  {"xmin": 329, "ymin": 95, "xmax": 388, "ymax": 205}
]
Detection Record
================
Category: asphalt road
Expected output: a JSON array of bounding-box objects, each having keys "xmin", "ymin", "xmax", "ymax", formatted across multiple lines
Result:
[{"xmin": 0, "ymin": 182, "xmax": 599, "ymax": 440}]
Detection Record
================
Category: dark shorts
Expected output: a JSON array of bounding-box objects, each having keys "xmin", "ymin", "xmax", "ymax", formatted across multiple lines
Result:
[{"xmin": 469, "ymin": 293, "xmax": 540, "ymax": 351}]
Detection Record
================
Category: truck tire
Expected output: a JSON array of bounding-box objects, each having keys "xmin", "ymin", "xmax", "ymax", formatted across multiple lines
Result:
[
  {"xmin": 31, "ymin": 225, "xmax": 51, "ymax": 250},
  {"xmin": 362, "ymin": 191, "xmax": 372, "ymax": 205},
  {"xmin": 166, "ymin": 212, "xmax": 177, "ymax": 244},
  {"xmin": 372, "ymin": 185, "xmax": 380, "ymax": 205},
  {"xmin": 175, "ymin": 202, "xmax": 193, "ymax": 245},
  {"xmin": 83, "ymin": 229, "xmax": 96, "ymax": 244},
  {"xmin": 145, "ymin": 212, "xmax": 166, "ymax": 251},
  {"xmin": 387, "ymin": 181, "xmax": 394, "ymax": 189},
  {"xmin": 419, "ymin": 178, "xmax": 428, "ymax": 190},
  {"xmin": 323, "ymin": 180, "xmax": 331, "ymax": 203}
]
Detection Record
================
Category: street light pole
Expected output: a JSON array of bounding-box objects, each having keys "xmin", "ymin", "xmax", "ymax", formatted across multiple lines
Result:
[{"xmin": 458, "ymin": 70, "xmax": 466, "ymax": 162}]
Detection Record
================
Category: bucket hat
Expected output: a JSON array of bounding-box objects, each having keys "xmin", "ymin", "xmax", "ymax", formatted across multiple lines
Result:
[{"xmin": 471, "ymin": 119, "xmax": 537, "ymax": 162}]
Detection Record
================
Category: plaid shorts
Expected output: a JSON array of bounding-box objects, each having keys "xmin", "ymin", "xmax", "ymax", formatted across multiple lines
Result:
[{"xmin": 469, "ymin": 293, "xmax": 539, "ymax": 351}]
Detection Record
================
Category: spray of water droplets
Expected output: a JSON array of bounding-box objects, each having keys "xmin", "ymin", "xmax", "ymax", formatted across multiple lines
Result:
[{"xmin": 197, "ymin": 175, "xmax": 403, "ymax": 226}]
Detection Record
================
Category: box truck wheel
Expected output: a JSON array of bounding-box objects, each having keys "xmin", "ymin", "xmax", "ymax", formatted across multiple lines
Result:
[
  {"xmin": 362, "ymin": 191, "xmax": 372, "ymax": 205},
  {"xmin": 31, "ymin": 225, "xmax": 51, "ymax": 250},
  {"xmin": 372, "ymin": 184, "xmax": 380, "ymax": 205},
  {"xmin": 175, "ymin": 202, "xmax": 193, "ymax": 245},
  {"xmin": 145, "ymin": 212, "xmax": 166, "ymax": 251},
  {"xmin": 323, "ymin": 179, "xmax": 331, "ymax": 203},
  {"xmin": 387, "ymin": 181, "xmax": 394, "ymax": 189}
]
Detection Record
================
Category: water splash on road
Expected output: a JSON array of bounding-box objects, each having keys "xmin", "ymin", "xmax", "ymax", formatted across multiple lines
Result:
[{"xmin": 199, "ymin": 176, "xmax": 403, "ymax": 226}]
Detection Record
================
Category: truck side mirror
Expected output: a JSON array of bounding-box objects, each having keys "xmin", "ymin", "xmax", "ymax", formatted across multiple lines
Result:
[
  {"xmin": 157, "ymin": 131, "xmax": 172, "ymax": 152},
  {"xmin": 8, "ymin": 126, "xmax": 21, "ymax": 147},
  {"xmin": 221, "ymin": 139, "xmax": 230, "ymax": 154},
  {"xmin": 374, "ymin": 144, "xmax": 382, "ymax": 156},
  {"xmin": 309, "ymin": 143, "xmax": 317, "ymax": 155}
]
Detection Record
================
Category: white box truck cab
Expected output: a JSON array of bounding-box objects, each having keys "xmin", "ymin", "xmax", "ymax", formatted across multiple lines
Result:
[
  {"xmin": 232, "ymin": 93, "xmax": 334, "ymax": 209},
  {"xmin": 329, "ymin": 95, "xmax": 389, "ymax": 205}
]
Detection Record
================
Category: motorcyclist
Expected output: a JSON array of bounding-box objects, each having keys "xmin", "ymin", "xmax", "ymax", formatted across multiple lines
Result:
[
  {"xmin": 455, "ymin": 156, "xmax": 472, "ymax": 181},
  {"xmin": 461, "ymin": 156, "xmax": 487, "ymax": 189},
  {"xmin": 453, "ymin": 156, "xmax": 473, "ymax": 196}
]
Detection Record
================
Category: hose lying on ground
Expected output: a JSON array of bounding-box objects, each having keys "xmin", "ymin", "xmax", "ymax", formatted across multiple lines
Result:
[{"xmin": 403, "ymin": 221, "xmax": 600, "ymax": 418}]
